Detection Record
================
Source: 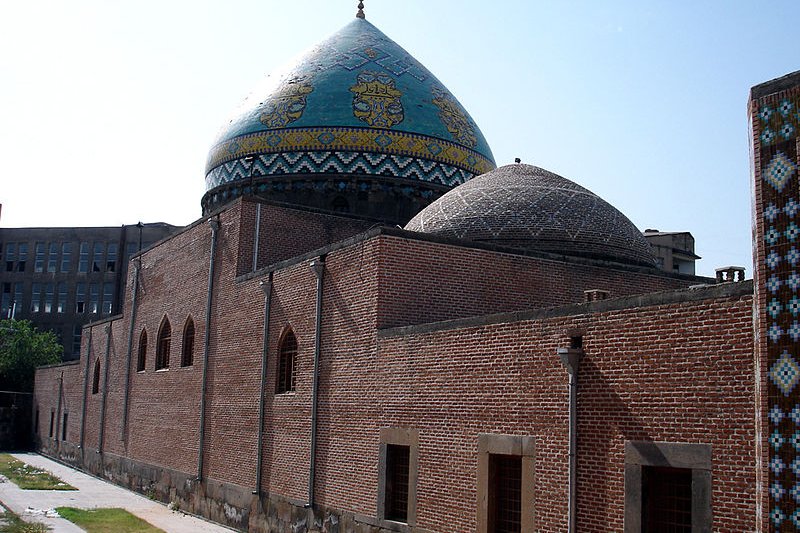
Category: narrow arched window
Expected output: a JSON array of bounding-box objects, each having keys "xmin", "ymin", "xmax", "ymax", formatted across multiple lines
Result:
[
  {"xmin": 181, "ymin": 317, "xmax": 195, "ymax": 367},
  {"xmin": 276, "ymin": 330, "xmax": 297, "ymax": 394},
  {"xmin": 137, "ymin": 329, "xmax": 147, "ymax": 372},
  {"xmin": 156, "ymin": 318, "xmax": 171, "ymax": 370},
  {"xmin": 92, "ymin": 358, "xmax": 100, "ymax": 394}
]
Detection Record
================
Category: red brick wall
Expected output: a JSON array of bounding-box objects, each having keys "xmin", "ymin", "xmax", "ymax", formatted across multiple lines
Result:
[
  {"xmin": 376, "ymin": 288, "xmax": 755, "ymax": 532},
  {"xmin": 236, "ymin": 199, "xmax": 374, "ymax": 276},
  {"xmin": 376, "ymin": 235, "xmax": 702, "ymax": 329},
  {"xmin": 33, "ymin": 196, "xmax": 754, "ymax": 532}
]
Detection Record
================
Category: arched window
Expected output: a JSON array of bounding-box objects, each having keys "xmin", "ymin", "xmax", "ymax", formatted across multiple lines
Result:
[
  {"xmin": 92, "ymin": 358, "xmax": 101, "ymax": 394},
  {"xmin": 276, "ymin": 329, "xmax": 297, "ymax": 394},
  {"xmin": 137, "ymin": 329, "xmax": 147, "ymax": 372},
  {"xmin": 181, "ymin": 317, "xmax": 195, "ymax": 367},
  {"xmin": 156, "ymin": 317, "xmax": 171, "ymax": 370}
]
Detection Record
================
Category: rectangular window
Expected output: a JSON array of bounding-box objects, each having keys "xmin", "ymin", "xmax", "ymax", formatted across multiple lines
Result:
[
  {"xmin": 60, "ymin": 242, "xmax": 72, "ymax": 272},
  {"xmin": 44, "ymin": 283, "xmax": 54, "ymax": 313},
  {"xmin": 75, "ymin": 283, "xmax": 86, "ymax": 313},
  {"xmin": 385, "ymin": 445, "xmax": 410, "ymax": 522},
  {"xmin": 78, "ymin": 242, "xmax": 89, "ymax": 273},
  {"xmin": 34, "ymin": 242, "xmax": 45, "ymax": 272},
  {"xmin": 5, "ymin": 242, "xmax": 15, "ymax": 272},
  {"xmin": 49, "ymin": 411, "xmax": 54, "ymax": 438},
  {"xmin": 72, "ymin": 325, "xmax": 82, "ymax": 355},
  {"xmin": 489, "ymin": 455, "xmax": 522, "ymax": 533},
  {"xmin": 477, "ymin": 434, "xmax": 535, "ymax": 533},
  {"xmin": 92, "ymin": 242, "xmax": 103, "ymax": 272},
  {"xmin": 57, "ymin": 282, "xmax": 67, "ymax": 313},
  {"xmin": 47, "ymin": 242, "xmax": 58, "ymax": 273},
  {"xmin": 89, "ymin": 283, "xmax": 99, "ymax": 314},
  {"xmin": 13, "ymin": 284, "xmax": 22, "ymax": 319},
  {"xmin": 61, "ymin": 412, "xmax": 68, "ymax": 441},
  {"xmin": 1, "ymin": 283, "xmax": 9, "ymax": 318},
  {"xmin": 642, "ymin": 466, "xmax": 691, "ymax": 531},
  {"xmin": 126, "ymin": 242, "xmax": 137, "ymax": 259},
  {"xmin": 106, "ymin": 242, "xmax": 117, "ymax": 272},
  {"xmin": 102, "ymin": 282, "xmax": 113, "ymax": 314},
  {"xmin": 31, "ymin": 283, "xmax": 41, "ymax": 312},
  {"xmin": 379, "ymin": 428, "xmax": 418, "ymax": 526},
  {"xmin": 17, "ymin": 243, "xmax": 27, "ymax": 272},
  {"xmin": 624, "ymin": 441, "xmax": 712, "ymax": 533}
]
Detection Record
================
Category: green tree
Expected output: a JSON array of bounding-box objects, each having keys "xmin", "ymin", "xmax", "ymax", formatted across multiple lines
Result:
[{"xmin": 0, "ymin": 320, "xmax": 62, "ymax": 392}]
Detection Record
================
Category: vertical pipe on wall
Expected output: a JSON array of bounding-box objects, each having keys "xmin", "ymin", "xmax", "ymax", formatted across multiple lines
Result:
[
  {"xmin": 78, "ymin": 327, "xmax": 93, "ymax": 450},
  {"xmin": 197, "ymin": 218, "xmax": 220, "ymax": 481},
  {"xmin": 252, "ymin": 203, "xmax": 261, "ymax": 272},
  {"xmin": 97, "ymin": 323, "xmax": 112, "ymax": 453},
  {"xmin": 307, "ymin": 256, "xmax": 325, "ymax": 508},
  {"xmin": 254, "ymin": 273, "xmax": 273, "ymax": 494},
  {"xmin": 558, "ymin": 347, "xmax": 584, "ymax": 533},
  {"xmin": 121, "ymin": 258, "xmax": 141, "ymax": 440}
]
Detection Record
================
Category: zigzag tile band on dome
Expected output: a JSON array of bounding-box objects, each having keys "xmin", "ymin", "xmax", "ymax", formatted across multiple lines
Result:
[{"xmin": 206, "ymin": 151, "xmax": 476, "ymax": 191}]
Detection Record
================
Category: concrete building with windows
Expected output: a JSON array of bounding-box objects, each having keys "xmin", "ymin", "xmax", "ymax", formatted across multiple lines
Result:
[
  {"xmin": 642, "ymin": 229, "xmax": 700, "ymax": 275},
  {"xmin": 29, "ymin": 6, "xmax": 800, "ymax": 533},
  {"xmin": 0, "ymin": 223, "xmax": 179, "ymax": 359}
]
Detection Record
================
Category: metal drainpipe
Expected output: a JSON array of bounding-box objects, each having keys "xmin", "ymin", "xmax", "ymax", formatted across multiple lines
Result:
[
  {"xmin": 558, "ymin": 347, "xmax": 584, "ymax": 533},
  {"xmin": 307, "ymin": 257, "xmax": 325, "ymax": 508},
  {"xmin": 121, "ymin": 258, "xmax": 141, "ymax": 440},
  {"xmin": 79, "ymin": 327, "xmax": 93, "ymax": 450},
  {"xmin": 197, "ymin": 218, "xmax": 220, "ymax": 481},
  {"xmin": 254, "ymin": 273, "xmax": 273, "ymax": 494},
  {"xmin": 97, "ymin": 324, "xmax": 112, "ymax": 453},
  {"xmin": 252, "ymin": 203, "xmax": 261, "ymax": 272},
  {"xmin": 54, "ymin": 371, "xmax": 64, "ymax": 447}
]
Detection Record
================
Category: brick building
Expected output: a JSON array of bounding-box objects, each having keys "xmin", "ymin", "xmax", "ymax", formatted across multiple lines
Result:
[{"xmin": 30, "ymin": 8, "xmax": 798, "ymax": 533}]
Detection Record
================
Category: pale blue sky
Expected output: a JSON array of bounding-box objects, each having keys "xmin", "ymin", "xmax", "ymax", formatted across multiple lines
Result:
[{"xmin": 1, "ymin": 1, "xmax": 798, "ymax": 276}]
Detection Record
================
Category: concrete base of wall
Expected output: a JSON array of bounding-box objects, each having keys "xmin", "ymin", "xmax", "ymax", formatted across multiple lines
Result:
[{"xmin": 37, "ymin": 443, "xmax": 423, "ymax": 533}]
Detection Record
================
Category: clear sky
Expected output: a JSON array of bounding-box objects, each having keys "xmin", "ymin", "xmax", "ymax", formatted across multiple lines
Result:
[{"xmin": 1, "ymin": 1, "xmax": 798, "ymax": 277}]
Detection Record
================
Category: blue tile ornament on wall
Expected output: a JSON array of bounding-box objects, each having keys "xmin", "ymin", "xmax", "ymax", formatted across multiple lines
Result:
[{"xmin": 759, "ymin": 91, "xmax": 800, "ymax": 530}]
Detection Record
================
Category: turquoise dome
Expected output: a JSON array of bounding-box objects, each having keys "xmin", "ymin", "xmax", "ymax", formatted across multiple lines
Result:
[{"xmin": 203, "ymin": 17, "xmax": 496, "ymax": 216}]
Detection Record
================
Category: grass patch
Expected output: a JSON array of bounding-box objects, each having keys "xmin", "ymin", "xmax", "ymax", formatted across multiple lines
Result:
[
  {"xmin": 0, "ymin": 509, "xmax": 48, "ymax": 533},
  {"xmin": 0, "ymin": 454, "xmax": 75, "ymax": 490},
  {"xmin": 56, "ymin": 508, "xmax": 165, "ymax": 533}
]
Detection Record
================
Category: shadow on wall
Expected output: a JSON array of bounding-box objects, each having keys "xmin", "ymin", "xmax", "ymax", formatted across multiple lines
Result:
[{"xmin": 0, "ymin": 391, "xmax": 33, "ymax": 451}]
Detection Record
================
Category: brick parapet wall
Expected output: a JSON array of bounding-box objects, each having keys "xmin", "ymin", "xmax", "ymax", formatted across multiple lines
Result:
[{"xmin": 375, "ymin": 234, "xmax": 705, "ymax": 329}]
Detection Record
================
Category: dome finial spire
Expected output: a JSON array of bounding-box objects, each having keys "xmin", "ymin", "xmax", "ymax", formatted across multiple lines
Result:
[{"xmin": 356, "ymin": 1, "xmax": 365, "ymax": 18}]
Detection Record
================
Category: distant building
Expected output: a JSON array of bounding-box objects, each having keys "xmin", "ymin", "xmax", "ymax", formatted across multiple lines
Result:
[
  {"xmin": 643, "ymin": 229, "xmax": 700, "ymax": 275},
  {"xmin": 0, "ymin": 223, "xmax": 179, "ymax": 360}
]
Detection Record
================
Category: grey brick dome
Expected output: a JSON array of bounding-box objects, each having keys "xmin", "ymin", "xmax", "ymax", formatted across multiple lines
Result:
[{"xmin": 405, "ymin": 163, "xmax": 657, "ymax": 267}]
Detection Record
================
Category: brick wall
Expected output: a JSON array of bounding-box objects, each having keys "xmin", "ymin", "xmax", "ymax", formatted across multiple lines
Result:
[
  {"xmin": 33, "ymin": 194, "xmax": 755, "ymax": 532},
  {"xmin": 236, "ymin": 199, "xmax": 375, "ymax": 276},
  {"xmin": 376, "ymin": 235, "xmax": 702, "ymax": 329},
  {"xmin": 376, "ymin": 285, "xmax": 755, "ymax": 532}
]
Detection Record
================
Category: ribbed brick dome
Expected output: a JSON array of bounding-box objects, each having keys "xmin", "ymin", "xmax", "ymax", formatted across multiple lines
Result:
[{"xmin": 405, "ymin": 163, "xmax": 657, "ymax": 266}]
